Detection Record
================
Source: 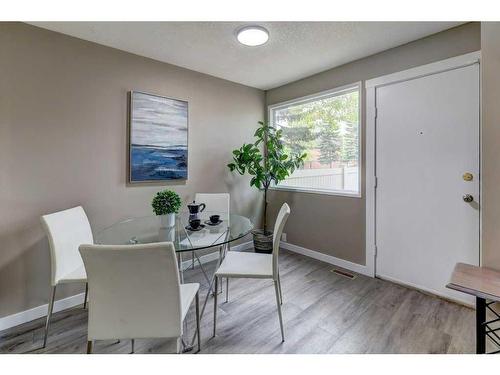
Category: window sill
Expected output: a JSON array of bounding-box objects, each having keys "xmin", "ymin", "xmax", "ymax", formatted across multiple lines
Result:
[{"xmin": 269, "ymin": 185, "xmax": 362, "ymax": 198}]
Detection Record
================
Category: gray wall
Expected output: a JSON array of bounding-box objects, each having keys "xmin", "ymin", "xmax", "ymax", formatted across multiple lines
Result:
[
  {"xmin": 266, "ymin": 23, "xmax": 481, "ymax": 265},
  {"xmin": 0, "ymin": 22, "xmax": 265, "ymax": 318},
  {"xmin": 481, "ymin": 22, "xmax": 500, "ymax": 271},
  {"xmin": 0, "ymin": 21, "xmax": 490, "ymax": 321}
]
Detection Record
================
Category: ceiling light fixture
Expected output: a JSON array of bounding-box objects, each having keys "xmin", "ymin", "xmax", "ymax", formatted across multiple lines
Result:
[{"xmin": 237, "ymin": 26, "xmax": 269, "ymax": 47}]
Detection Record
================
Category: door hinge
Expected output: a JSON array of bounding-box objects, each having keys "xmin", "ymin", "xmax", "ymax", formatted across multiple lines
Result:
[
  {"xmin": 374, "ymin": 176, "xmax": 378, "ymax": 188},
  {"xmin": 374, "ymin": 245, "xmax": 378, "ymax": 256},
  {"xmin": 374, "ymin": 107, "xmax": 378, "ymax": 119}
]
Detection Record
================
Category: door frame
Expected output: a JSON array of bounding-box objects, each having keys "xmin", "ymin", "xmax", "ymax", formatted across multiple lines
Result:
[{"xmin": 364, "ymin": 51, "xmax": 482, "ymax": 277}]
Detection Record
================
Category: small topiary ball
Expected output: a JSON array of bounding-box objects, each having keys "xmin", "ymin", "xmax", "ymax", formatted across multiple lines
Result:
[{"xmin": 151, "ymin": 189, "xmax": 182, "ymax": 216}]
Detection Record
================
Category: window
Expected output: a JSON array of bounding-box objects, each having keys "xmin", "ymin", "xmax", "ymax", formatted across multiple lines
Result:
[{"xmin": 269, "ymin": 84, "xmax": 361, "ymax": 196}]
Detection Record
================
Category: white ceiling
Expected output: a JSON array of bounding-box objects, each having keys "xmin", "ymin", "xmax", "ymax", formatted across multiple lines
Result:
[{"xmin": 30, "ymin": 22, "xmax": 463, "ymax": 90}]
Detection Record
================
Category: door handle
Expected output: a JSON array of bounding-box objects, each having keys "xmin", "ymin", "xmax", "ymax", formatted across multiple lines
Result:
[{"xmin": 463, "ymin": 194, "xmax": 474, "ymax": 203}]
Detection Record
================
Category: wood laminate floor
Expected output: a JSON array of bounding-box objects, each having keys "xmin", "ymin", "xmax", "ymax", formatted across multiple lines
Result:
[{"xmin": 0, "ymin": 249, "xmax": 478, "ymax": 354}]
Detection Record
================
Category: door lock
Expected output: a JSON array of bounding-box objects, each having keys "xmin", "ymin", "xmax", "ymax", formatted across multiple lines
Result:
[
  {"xmin": 463, "ymin": 194, "xmax": 474, "ymax": 203},
  {"xmin": 463, "ymin": 172, "xmax": 473, "ymax": 181}
]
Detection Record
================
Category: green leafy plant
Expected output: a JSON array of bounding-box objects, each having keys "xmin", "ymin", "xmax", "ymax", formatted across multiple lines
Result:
[
  {"xmin": 228, "ymin": 121, "xmax": 306, "ymax": 231},
  {"xmin": 151, "ymin": 189, "xmax": 182, "ymax": 216}
]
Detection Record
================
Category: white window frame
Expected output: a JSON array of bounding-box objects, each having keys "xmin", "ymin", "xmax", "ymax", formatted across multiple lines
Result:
[{"xmin": 268, "ymin": 82, "xmax": 362, "ymax": 198}]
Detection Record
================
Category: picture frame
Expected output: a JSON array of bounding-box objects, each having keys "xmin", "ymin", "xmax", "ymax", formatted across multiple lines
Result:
[{"xmin": 128, "ymin": 91, "xmax": 188, "ymax": 183}]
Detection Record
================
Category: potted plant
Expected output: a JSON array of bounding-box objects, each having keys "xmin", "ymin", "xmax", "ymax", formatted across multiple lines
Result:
[
  {"xmin": 152, "ymin": 189, "xmax": 182, "ymax": 228},
  {"xmin": 228, "ymin": 121, "xmax": 305, "ymax": 253}
]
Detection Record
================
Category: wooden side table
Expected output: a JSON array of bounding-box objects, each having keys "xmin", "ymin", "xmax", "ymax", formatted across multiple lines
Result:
[{"xmin": 447, "ymin": 263, "xmax": 500, "ymax": 354}]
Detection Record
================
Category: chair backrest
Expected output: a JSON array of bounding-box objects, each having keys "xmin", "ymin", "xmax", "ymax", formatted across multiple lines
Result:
[
  {"xmin": 79, "ymin": 242, "xmax": 182, "ymax": 341},
  {"xmin": 41, "ymin": 206, "xmax": 93, "ymax": 286},
  {"xmin": 194, "ymin": 193, "xmax": 230, "ymax": 216},
  {"xmin": 272, "ymin": 203, "xmax": 291, "ymax": 279}
]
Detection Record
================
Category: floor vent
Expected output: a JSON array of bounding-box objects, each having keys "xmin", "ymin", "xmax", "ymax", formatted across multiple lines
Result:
[{"xmin": 331, "ymin": 268, "xmax": 356, "ymax": 279}]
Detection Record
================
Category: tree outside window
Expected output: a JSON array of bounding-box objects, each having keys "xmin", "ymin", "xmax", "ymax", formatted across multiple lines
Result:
[{"xmin": 270, "ymin": 87, "xmax": 360, "ymax": 195}]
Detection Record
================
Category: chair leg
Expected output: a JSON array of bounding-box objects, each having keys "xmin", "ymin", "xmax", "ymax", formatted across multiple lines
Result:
[
  {"xmin": 83, "ymin": 283, "xmax": 88, "ymax": 309},
  {"xmin": 213, "ymin": 276, "xmax": 218, "ymax": 338},
  {"xmin": 218, "ymin": 248, "xmax": 223, "ymax": 295},
  {"xmin": 195, "ymin": 291, "xmax": 201, "ymax": 353},
  {"xmin": 131, "ymin": 339, "xmax": 135, "ymax": 354},
  {"xmin": 43, "ymin": 285, "xmax": 56, "ymax": 348},
  {"xmin": 274, "ymin": 280, "xmax": 285, "ymax": 342},
  {"xmin": 225, "ymin": 278, "xmax": 229, "ymax": 303},
  {"xmin": 277, "ymin": 274, "xmax": 283, "ymax": 305},
  {"xmin": 86, "ymin": 340, "xmax": 93, "ymax": 354}
]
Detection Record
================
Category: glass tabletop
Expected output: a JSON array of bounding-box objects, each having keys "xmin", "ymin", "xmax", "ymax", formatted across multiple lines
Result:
[{"xmin": 95, "ymin": 211, "xmax": 253, "ymax": 252}]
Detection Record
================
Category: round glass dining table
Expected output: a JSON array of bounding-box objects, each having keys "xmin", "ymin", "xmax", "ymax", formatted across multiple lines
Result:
[
  {"xmin": 95, "ymin": 211, "xmax": 253, "ymax": 352},
  {"xmin": 95, "ymin": 211, "xmax": 253, "ymax": 252}
]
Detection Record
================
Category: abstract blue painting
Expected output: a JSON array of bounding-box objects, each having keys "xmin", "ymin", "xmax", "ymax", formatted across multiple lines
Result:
[{"xmin": 129, "ymin": 91, "xmax": 188, "ymax": 182}]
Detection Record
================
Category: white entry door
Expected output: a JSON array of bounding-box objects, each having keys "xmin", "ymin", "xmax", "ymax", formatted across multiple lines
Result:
[{"xmin": 375, "ymin": 62, "xmax": 480, "ymax": 303}]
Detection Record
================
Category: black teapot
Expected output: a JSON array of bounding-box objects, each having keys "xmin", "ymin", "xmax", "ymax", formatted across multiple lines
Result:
[{"xmin": 187, "ymin": 201, "xmax": 206, "ymax": 215}]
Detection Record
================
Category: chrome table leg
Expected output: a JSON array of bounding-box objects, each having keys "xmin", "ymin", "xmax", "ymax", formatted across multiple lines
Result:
[
  {"xmin": 213, "ymin": 276, "xmax": 218, "ymax": 337},
  {"xmin": 194, "ymin": 251, "xmax": 211, "ymax": 285},
  {"xmin": 188, "ymin": 246, "xmax": 225, "ymax": 347},
  {"xmin": 195, "ymin": 291, "xmax": 201, "ymax": 353}
]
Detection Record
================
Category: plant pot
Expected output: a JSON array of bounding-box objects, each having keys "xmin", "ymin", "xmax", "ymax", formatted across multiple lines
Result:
[
  {"xmin": 159, "ymin": 213, "xmax": 176, "ymax": 228},
  {"xmin": 252, "ymin": 229, "xmax": 273, "ymax": 253}
]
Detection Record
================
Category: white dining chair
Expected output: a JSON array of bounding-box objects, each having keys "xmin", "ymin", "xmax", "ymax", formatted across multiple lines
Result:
[
  {"xmin": 79, "ymin": 242, "xmax": 201, "ymax": 354},
  {"xmin": 194, "ymin": 193, "xmax": 230, "ymax": 215},
  {"xmin": 40, "ymin": 206, "xmax": 92, "ymax": 348},
  {"xmin": 212, "ymin": 203, "xmax": 290, "ymax": 342}
]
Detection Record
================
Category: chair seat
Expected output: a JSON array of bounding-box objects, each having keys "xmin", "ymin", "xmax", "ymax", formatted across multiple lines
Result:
[
  {"xmin": 215, "ymin": 252, "xmax": 273, "ymax": 279},
  {"xmin": 180, "ymin": 283, "xmax": 199, "ymax": 320},
  {"xmin": 58, "ymin": 265, "xmax": 87, "ymax": 284}
]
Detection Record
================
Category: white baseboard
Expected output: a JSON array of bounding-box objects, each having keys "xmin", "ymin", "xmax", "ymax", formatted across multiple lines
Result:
[
  {"xmin": 280, "ymin": 241, "xmax": 371, "ymax": 276},
  {"xmin": 0, "ymin": 292, "xmax": 86, "ymax": 332},
  {"xmin": 0, "ymin": 241, "xmax": 254, "ymax": 332}
]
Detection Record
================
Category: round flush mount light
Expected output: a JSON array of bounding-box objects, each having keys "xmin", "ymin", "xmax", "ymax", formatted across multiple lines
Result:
[{"xmin": 237, "ymin": 26, "xmax": 269, "ymax": 46}]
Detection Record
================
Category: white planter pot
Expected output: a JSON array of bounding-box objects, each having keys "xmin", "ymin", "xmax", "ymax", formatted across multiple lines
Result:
[{"xmin": 159, "ymin": 213, "xmax": 176, "ymax": 228}]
